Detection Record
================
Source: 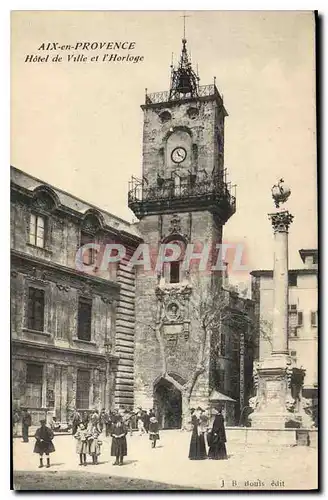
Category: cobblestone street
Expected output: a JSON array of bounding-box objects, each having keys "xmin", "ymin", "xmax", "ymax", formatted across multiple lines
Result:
[{"xmin": 13, "ymin": 430, "xmax": 318, "ymax": 490}]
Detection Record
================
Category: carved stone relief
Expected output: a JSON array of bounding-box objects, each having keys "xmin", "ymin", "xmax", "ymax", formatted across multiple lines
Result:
[{"xmin": 155, "ymin": 283, "xmax": 192, "ymax": 341}]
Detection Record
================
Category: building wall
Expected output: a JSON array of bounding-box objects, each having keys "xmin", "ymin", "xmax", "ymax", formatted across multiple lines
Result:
[
  {"xmin": 253, "ymin": 271, "xmax": 318, "ymax": 390},
  {"xmin": 11, "ymin": 168, "xmax": 140, "ymax": 419}
]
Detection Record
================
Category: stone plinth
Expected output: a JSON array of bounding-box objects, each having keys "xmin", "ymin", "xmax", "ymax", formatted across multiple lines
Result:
[
  {"xmin": 225, "ymin": 427, "xmax": 317, "ymax": 447},
  {"xmin": 249, "ymin": 354, "xmax": 306, "ymax": 429}
]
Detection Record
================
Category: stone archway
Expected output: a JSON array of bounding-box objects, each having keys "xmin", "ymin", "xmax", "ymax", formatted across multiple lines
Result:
[{"xmin": 153, "ymin": 377, "xmax": 182, "ymax": 429}]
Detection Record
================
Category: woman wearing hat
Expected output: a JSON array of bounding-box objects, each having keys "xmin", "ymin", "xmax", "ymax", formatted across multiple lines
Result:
[
  {"xmin": 110, "ymin": 414, "xmax": 128, "ymax": 466},
  {"xmin": 188, "ymin": 407, "xmax": 207, "ymax": 460},
  {"xmin": 207, "ymin": 408, "xmax": 228, "ymax": 460},
  {"xmin": 33, "ymin": 419, "xmax": 55, "ymax": 468}
]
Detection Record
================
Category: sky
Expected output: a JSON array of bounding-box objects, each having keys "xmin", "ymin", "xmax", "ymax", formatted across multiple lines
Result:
[{"xmin": 11, "ymin": 11, "xmax": 317, "ymax": 283}]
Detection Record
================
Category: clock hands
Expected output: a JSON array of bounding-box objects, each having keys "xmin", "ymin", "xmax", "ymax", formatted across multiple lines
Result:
[{"xmin": 172, "ymin": 147, "xmax": 186, "ymax": 163}]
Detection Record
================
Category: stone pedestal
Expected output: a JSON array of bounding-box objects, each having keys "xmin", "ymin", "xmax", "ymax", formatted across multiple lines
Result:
[{"xmin": 249, "ymin": 355, "xmax": 304, "ymax": 429}]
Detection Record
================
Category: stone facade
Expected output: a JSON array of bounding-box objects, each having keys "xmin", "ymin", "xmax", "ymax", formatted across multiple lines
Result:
[
  {"xmin": 128, "ymin": 69, "xmax": 253, "ymax": 427},
  {"xmin": 11, "ymin": 167, "xmax": 141, "ymax": 423}
]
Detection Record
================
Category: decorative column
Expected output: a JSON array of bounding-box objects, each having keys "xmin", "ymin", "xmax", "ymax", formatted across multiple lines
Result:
[
  {"xmin": 269, "ymin": 210, "xmax": 294, "ymax": 358},
  {"xmin": 249, "ymin": 179, "xmax": 305, "ymax": 429}
]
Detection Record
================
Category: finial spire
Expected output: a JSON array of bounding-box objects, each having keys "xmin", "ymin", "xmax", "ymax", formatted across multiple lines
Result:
[
  {"xmin": 182, "ymin": 11, "xmax": 189, "ymax": 40},
  {"xmin": 169, "ymin": 12, "xmax": 199, "ymax": 101}
]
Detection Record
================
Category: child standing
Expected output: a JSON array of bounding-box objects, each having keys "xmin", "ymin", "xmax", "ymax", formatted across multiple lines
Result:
[
  {"xmin": 88, "ymin": 426, "xmax": 102, "ymax": 465},
  {"xmin": 136, "ymin": 408, "xmax": 145, "ymax": 436},
  {"xmin": 74, "ymin": 423, "xmax": 88, "ymax": 466},
  {"xmin": 149, "ymin": 415, "xmax": 160, "ymax": 448},
  {"xmin": 33, "ymin": 419, "xmax": 55, "ymax": 468},
  {"xmin": 110, "ymin": 415, "xmax": 127, "ymax": 466}
]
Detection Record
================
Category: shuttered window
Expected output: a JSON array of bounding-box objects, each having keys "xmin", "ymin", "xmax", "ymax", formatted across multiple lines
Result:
[
  {"xmin": 29, "ymin": 214, "xmax": 46, "ymax": 248},
  {"xmin": 77, "ymin": 297, "xmax": 92, "ymax": 341},
  {"xmin": 27, "ymin": 287, "xmax": 45, "ymax": 332},
  {"xmin": 76, "ymin": 369, "xmax": 90, "ymax": 410}
]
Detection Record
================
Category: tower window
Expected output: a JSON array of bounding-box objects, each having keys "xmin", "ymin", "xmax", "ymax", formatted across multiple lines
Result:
[
  {"xmin": 170, "ymin": 261, "xmax": 180, "ymax": 284},
  {"xmin": 173, "ymin": 176, "xmax": 181, "ymax": 197},
  {"xmin": 159, "ymin": 110, "xmax": 171, "ymax": 123},
  {"xmin": 187, "ymin": 107, "xmax": 199, "ymax": 120}
]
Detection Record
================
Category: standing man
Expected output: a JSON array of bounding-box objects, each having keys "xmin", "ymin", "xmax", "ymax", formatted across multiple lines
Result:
[
  {"xmin": 21, "ymin": 408, "xmax": 32, "ymax": 443},
  {"xmin": 104, "ymin": 409, "xmax": 111, "ymax": 437},
  {"xmin": 71, "ymin": 408, "xmax": 81, "ymax": 436},
  {"xmin": 99, "ymin": 408, "xmax": 106, "ymax": 434},
  {"xmin": 143, "ymin": 410, "xmax": 150, "ymax": 434},
  {"xmin": 13, "ymin": 408, "xmax": 20, "ymax": 437},
  {"xmin": 90, "ymin": 409, "xmax": 100, "ymax": 430}
]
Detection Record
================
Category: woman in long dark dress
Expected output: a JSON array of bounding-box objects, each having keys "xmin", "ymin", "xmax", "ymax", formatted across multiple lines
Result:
[
  {"xmin": 110, "ymin": 415, "xmax": 127, "ymax": 466},
  {"xmin": 188, "ymin": 408, "xmax": 207, "ymax": 460},
  {"xmin": 207, "ymin": 408, "xmax": 228, "ymax": 460}
]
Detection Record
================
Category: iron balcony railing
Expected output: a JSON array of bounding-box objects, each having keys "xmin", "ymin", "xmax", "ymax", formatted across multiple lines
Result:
[
  {"xmin": 128, "ymin": 175, "xmax": 236, "ymax": 212},
  {"xmin": 145, "ymin": 84, "xmax": 221, "ymax": 105}
]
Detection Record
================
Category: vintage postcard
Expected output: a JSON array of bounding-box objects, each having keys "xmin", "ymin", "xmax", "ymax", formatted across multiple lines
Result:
[{"xmin": 11, "ymin": 10, "xmax": 318, "ymax": 491}]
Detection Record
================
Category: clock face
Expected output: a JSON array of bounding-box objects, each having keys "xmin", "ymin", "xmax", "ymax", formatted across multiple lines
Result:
[{"xmin": 171, "ymin": 147, "xmax": 187, "ymax": 164}]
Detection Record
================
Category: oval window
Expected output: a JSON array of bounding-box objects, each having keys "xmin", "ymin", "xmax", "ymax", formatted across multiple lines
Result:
[
  {"xmin": 187, "ymin": 107, "xmax": 199, "ymax": 120},
  {"xmin": 159, "ymin": 110, "xmax": 172, "ymax": 123}
]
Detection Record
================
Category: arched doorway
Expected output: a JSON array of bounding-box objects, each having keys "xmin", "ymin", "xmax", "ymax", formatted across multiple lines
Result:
[{"xmin": 153, "ymin": 378, "xmax": 182, "ymax": 429}]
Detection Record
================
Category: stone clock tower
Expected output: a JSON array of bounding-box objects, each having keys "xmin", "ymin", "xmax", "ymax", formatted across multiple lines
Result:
[{"xmin": 128, "ymin": 37, "xmax": 236, "ymax": 428}]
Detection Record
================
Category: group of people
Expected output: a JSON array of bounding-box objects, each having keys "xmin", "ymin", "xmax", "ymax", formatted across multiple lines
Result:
[
  {"xmin": 12, "ymin": 408, "xmax": 32, "ymax": 442},
  {"xmin": 14, "ymin": 404, "xmax": 227, "ymax": 468},
  {"xmin": 189, "ymin": 407, "xmax": 228, "ymax": 461},
  {"xmin": 70, "ymin": 406, "xmax": 160, "ymax": 466}
]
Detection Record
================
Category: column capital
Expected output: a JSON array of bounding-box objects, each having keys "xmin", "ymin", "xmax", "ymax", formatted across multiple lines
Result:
[{"xmin": 268, "ymin": 210, "xmax": 294, "ymax": 233}]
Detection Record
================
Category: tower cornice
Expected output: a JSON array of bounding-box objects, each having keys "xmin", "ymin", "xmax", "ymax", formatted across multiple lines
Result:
[{"xmin": 142, "ymin": 83, "xmax": 228, "ymax": 116}]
